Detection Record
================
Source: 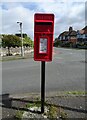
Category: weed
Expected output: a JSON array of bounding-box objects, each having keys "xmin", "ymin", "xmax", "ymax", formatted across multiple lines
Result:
[
  {"xmin": 47, "ymin": 105, "xmax": 58, "ymax": 118},
  {"xmin": 15, "ymin": 102, "xmax": 67, "ymax": 119},
  {"xmin": 15, "ymin": 110, "xmax": 23, "ymax": 120}
]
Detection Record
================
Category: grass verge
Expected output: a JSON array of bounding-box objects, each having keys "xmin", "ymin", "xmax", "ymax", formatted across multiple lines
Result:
[
  {"xmin": 15, "ymin": 101, "xmax": 67, "ymax": 119},
  {"xmin": 65, "ymin": 91, "xmax": 87, "ymax": 96},
  {"xmin": 2, "ymin": 53, "xmax": 33, "ymax": 62}
]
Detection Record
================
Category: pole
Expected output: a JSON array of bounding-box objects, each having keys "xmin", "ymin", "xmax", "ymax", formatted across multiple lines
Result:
[
  {"xmin": 41, "ymin": 61, "xmax": 45, "ymax": 113},
  {"xmin": 20, "ymin": 23, "xmax": 24, "ymax": 57}
]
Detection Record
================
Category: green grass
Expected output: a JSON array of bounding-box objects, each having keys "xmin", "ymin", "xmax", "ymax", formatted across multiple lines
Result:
[
  {"xmin": 15, "ymin": 110, "xmax": 24, "ymax": 120},
  {"xmin": 47, "ymin": 105, "xmax": 58, "ymax": 118},
  {"xmin": 65, "ymin": 91, "xmax": 86, "ymax": 95},
  {"xmin": 26, "ymin": 101, "xmax": 41, "ymax": 108}
]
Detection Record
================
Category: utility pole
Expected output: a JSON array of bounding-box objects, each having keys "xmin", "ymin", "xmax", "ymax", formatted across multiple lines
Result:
[{"xmin": 17, "ymin": 22, "xmax": 24, "ymax": 57}]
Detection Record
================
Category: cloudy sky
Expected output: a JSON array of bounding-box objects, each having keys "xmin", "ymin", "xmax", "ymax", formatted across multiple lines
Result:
[{"xmin": 0, "ymin": 0, "xmax": 87, "ymax": 40}]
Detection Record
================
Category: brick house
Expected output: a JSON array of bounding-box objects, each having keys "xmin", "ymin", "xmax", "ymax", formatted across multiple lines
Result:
[{"xmin": 58, "ymin": 27, "xmax": 77, "ymax": 44}]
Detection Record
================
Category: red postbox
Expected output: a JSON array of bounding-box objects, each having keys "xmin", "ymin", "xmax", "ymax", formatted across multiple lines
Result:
[{"xmin": 34, "ymin": 13, "xmax": 54, "ymax": 61}]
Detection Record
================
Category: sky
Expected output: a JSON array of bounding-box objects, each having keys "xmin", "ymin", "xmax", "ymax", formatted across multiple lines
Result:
[{"xmin": 0, "ymin": 0, "xmax": 87, "ymax": 40}]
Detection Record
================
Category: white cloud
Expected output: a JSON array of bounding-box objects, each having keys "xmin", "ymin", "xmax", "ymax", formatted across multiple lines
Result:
[
  {"xmin": 39, "ymin": 2, "xmax": 86, "ymax": 37},
  {"xmin": 1, "ymin": 1, "xmax": 86, "ymax": 39},
  {"xmin": 1, "ymin": 4, "xmax": 35, "ymax": 39}
]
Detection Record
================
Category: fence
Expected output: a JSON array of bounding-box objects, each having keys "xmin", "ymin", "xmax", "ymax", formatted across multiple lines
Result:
[{"xmin": 0, "ymin": 47, "xmax": 33, "ymax": 56}]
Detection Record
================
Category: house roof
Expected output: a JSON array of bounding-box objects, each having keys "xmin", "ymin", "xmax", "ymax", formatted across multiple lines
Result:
[
  {"xmin": 82, "ymin": 26, "xmax": 87, "ymax": 30},
  {"xmin": 79, "ymin": 30, "xmax": 84, "ymax": 34},
  {"xmin": 59, "ymin": 29, "xmax": 77, "ymax": 38},
  {"xmin": 59, "ymin": 31, "xmax": 69, "ymax": 37},
  {"xmin": 58, "ymin": 26, "xmax": 87, "ymax": 39},
  {"xmin": 78, "ymin": 26, "xmax": 87, "ymax": 34},
  {"xmin": 69, "ymin": 30, "xmax": 77, "ymax": 36},
  {"xmin": 82, "ymin": 26, "xmax": 87, "ymax": 34}
]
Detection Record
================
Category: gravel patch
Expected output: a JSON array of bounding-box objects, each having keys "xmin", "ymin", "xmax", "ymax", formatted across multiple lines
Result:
[{"xmin": 1, "ymin": 94, "xmax": 87, "ymax": 119}]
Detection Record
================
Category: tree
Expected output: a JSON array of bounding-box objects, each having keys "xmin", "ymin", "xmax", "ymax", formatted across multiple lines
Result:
[
  {"xmin": 54, "ymin": 38, "xmax": 62, "ymax": 47},
  {"xmin": 23, "ymin": 36, "xmax": 34, "ymax": 47},
  {"xmin": 2, "ymin": 34, "xmax": 21, "ymax": 55},
  {"xmin": 0, "ymin": 35, "xmax": 2, "ymax": 48}
]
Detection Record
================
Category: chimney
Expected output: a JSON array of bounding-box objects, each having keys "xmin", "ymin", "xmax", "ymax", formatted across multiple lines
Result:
[{"xmin": 69, "ymin": 27, "xmax": 73, "ymax": 32}]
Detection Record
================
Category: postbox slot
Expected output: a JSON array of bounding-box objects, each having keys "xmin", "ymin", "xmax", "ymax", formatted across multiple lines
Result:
[{"xmin": 35, "ymin": 22, "xmax": 52, "ymax": 25}]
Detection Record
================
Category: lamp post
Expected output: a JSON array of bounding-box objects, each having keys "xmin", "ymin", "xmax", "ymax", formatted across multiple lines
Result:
[{"xmin": 17, "ymin": 22, "xmax": 24, "ymax": 57}]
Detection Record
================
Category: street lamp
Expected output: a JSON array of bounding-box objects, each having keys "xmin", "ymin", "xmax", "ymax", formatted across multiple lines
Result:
[{"xmin": 17, "ymin": 22, "xmax": 24, "ymax": 57}]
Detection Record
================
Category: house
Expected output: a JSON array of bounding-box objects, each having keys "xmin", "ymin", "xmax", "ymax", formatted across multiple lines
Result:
[
  {"xmin": 54, "ymin": 26, "xmax": 87, "ymax": 48},
  {"xmin": 58, "ymin": 31, "xmax": 69, "ymax": 42},
  {"xmin": 77, "ymin": 26, "xmax": 87, "ymax": 43},
  {"xmin": 58, "ymin": 27, "xmax": 77, "ymax": 44}
]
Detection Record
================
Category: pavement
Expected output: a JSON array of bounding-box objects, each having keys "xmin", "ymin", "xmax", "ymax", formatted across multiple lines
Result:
[{"xmin": 0, "ymin": 92, "xmax": 87, "ymax": 120}]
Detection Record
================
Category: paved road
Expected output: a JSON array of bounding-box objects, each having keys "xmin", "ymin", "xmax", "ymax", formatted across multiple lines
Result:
[{"xmin": 2, "ymin": 48, "xmax": 85, "ymax": 94}]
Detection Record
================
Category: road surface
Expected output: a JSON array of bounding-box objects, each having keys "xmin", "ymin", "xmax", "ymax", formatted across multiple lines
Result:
[{"xmin": 2, "ymin": 47, "xmax": 85, "ymax": 94}]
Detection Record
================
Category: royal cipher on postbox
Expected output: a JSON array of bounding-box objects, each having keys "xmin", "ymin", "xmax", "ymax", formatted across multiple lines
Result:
[{"xmin": 34, "ymin": 13, "xmax": 54, "ymax": 61}]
